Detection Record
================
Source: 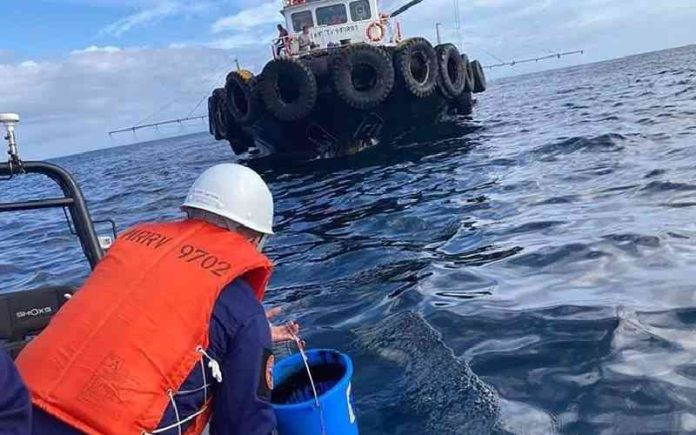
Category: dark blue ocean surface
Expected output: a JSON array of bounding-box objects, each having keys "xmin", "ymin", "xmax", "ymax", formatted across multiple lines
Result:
[{"xmin": 2, "ymin": 45, "xmax": 696, "ymax": 433}]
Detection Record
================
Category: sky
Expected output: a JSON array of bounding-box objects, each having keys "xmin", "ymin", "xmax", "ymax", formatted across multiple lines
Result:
[{"xmin": 0, "ymin": 0, "xmax": 694, "ymax": 158}]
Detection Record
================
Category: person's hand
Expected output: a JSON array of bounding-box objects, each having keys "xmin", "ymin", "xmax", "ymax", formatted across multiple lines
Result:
[{"xmin": 266, "ymin": 307, "xmax": 303, "ymax": 346}]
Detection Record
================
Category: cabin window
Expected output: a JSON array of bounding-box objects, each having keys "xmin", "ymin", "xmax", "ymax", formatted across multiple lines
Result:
[
  {"xmin": 291, "ymin": 11, "xmax": 314, "ymax": 32},
  {"xmin": 349, "ymin": 0, "xmax": 372, "ymax": 21},
  {"xmin": 316, "ymin": 4, "xmax": 348, "ymax": 26}
]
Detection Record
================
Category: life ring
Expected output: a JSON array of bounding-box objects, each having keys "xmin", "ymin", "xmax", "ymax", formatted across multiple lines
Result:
[
  {"xmin": 366, "ymin": 22, "xmax": 385, "ymax": 43},
  {"xmin": 259, "ymin": 58, "xmax": 318, "ymax": 121},
  {"xmin": 331, "ymin": 44, "xmax": 394, "ymax": 110}
]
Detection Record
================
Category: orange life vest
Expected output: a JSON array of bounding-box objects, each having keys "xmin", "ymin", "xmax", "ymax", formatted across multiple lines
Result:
[{"xmin": 16, "ymin": 220, "xmax": 273, "ymax": 435}]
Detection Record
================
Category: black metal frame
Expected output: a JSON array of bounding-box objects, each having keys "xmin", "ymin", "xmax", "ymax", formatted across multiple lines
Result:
[{"xmin": 0, "ymin": 161, "xmax": 103, "ymax": 269}]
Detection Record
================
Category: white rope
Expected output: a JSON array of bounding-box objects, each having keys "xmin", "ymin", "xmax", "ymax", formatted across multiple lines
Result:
[
  {"xmin": 291, "ymin": 333, "xmax": 326, "ymax": 435},
  {"xmin": 199, "ymin": 353, "xmax": 209, "ymax": 404},
  {"xmin": 142, "ymin": 345, "xmax": 222, "ymax": 435},
  {"xmin": 176, "ymin": 383, "xmax": 211, "ymax": 396},
  {"xmin": 145, "ymin": 406, "xmax": 208, "ymax": 435},
  {"xmin": 165, "ymin": 390, "xmax": 182, "ymax": 435}
]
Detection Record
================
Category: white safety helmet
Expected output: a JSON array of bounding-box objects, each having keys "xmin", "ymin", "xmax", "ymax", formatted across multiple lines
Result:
[{"xmin": 182, "ymin": 163, "xmax": 274, "ymax": 235}]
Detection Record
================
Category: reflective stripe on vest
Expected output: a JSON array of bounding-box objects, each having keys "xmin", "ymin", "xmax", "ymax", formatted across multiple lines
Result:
[{"xmin": 16, "ymin": 220, "xmax": 273, "ymax": 435}]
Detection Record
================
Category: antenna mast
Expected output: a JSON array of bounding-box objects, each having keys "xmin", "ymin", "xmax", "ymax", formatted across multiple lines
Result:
[{"xmin": 1, "ymin": 113, "xmax": 21, "ymax": 172}]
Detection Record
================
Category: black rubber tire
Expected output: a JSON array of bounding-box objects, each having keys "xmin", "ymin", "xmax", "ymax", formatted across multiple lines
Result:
[
  {"xmin": 208, "ymin": 96, "xmax": 220, "ymax": 139},
  {"xmin": 394, "ymin": 37, "xmax": 438, "ymax": 98},
  {"xmin": 212, "ymin": 88, "xmax": 230, "ymax": 140},
  {"xmin": 453, "ymin": 91, "xmax": 473, "ymax": 116},
  {"xmin": 331, "ymin": 44, "xmax": 395, "ymax": 110},
  {"xmin": 225, "ymin": 71, "xmax": 263, "ymax": 126},
  {"xmin": 227, "ymin": 127, "xmax": 252, "ymax": 155},
  {"xmin": 259, "ymin": 58, "xmax": 318, "ymax": 122},
  {"xmin": 460, "ymin": 53, "xmax": 474, "ymax": 93},
  {"xmin": 307, "ymin": 53, "xmax": 331, "ymax": 78},
  {"xmin": 211, "ymin": 88, "xmax": 251, "ymax": 154},
  {"xmin": 435, "ymin": 43, "xmax": 466, "ymax": 99},
  {"xmin": 470, "ymin": 60, "xmax": 487, "ymax": 93}
]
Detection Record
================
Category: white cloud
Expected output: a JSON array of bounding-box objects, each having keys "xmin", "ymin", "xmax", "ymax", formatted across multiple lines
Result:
[
  {"xmin": 0, "ymin": 46, "xmax": 265, "ymax": 158},
  {"xmin": 71, "ymin": 45, "xmax": 122, "ymax": 55},
  {"xmin": 205, "ymin": 1, "xmax": 281, "ymax": 52},
  {"xmin": 207, "ymin": 34, "xmax": 271, "ymax": 50},
  {"xmin": 102, "ymin": 2, "xmax": 182, "ymax": 36},
  {"xmin": 102, "ymin": 1, "xmax": 216, "ymax": 37},
  {"xmin": 0, "ymin": 50, "xmax": 15, "ymax": 64},
  {"xmin": 211, "ymin": 1, "xmax": 281, "ymax": 33}
]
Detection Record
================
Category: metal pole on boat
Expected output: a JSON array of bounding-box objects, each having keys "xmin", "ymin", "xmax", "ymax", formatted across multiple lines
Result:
[
  {"xmin": 0, "ymin": 114, "xmax": 104, "ymax": 267},
  {"xmin": 436, "ymin": 23, "xmax": 442, "ymax": 44},
  {"xmin": 235, "ymin": 58, "xmax": 241, "ymax": 71},
  {"xmin": 1, "ymin": 113, "xmax": 20, "ymax": 163}
]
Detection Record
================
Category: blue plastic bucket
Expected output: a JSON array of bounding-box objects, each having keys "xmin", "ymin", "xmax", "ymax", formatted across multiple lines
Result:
[{"xmin": 271, "ymin": 349, "xmax": 359, "ymax": 435}]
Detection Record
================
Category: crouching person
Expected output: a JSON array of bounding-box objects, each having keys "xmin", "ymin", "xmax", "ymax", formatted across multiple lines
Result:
[{"xmin": 16, "ymin": 164, "xmax": 297, "ymax": 435}]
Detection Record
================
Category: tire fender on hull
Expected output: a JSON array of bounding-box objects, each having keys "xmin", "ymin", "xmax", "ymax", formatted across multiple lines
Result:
[
  {"xmin": 208, "ymin": 95, "xmax": 221, "ymax": 140},
  {"xmin": 394, "ymin": 37, "xmax": 438, "ymax": 98},
  {"xmin": 225, "ymin": 70, "xmax": 263, "ymax": 126},
  {"xmin": 452, "ymin": 91, "xmax": 474, "ymax": 116},
  {"xmin": 435, "ymin": 43, "xmax": 467, "ymax": 99},
  {"xmin": 212, "ymin": 88, "xmax": 230, "ymax": 140},
  {"xmin": 260, "ymin": 58, "xmax": 318, "ymax": 122},
  {"xmin": 460, "ymin": 53, "xmax": 475, "ymax": 93},
  {"xmin": 212, "ymin": 88, "xmax": 251, "ymax": 155},
  {"xmin": 470, "ymin": 60, "xmax": 487, "ymax": 93},
  {"xmin": 331, "ymin": 44, "xmax": 395, "ymax": 110}
]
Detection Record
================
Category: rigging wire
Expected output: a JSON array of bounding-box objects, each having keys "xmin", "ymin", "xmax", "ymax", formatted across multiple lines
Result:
[
  {"xmin": 118, "ymin": 54, "xmax": 234, "ymax": 131},
  {"xmin": 132, "ymin": 98, "xmax": 180, "ymax": 128},
  {"xmin": 440, "ymin": 0, "xmax": 581, "ymax": 70},
  {"xmin": 474, "ymin": 45, "xmax": 507, "ymax": 64},
  {"xmin": 186, "ymin": 93, "xmax": 211, "ymax": 119},
  {"xmin": 518, "ymin": 42, "xmax": 558, "ymax": 56},
  {"xmin": 452, "ymin": 0, "xmax": 461, "ymax": 47}
]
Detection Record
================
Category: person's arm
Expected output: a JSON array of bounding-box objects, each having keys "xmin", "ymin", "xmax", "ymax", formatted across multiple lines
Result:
[
  {"xmin": 209, "ymin": 312, "xmax": 276, "ymax": 435},
  {"xmin": 0, "ymin": 350, "xmax": 31, "ymax": 434}
]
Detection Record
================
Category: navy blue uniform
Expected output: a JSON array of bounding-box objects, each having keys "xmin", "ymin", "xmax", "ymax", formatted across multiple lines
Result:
[
  {"xmin": 0, "ymin": 349, "xmax": 31, "ymax": 434},
  {"xmin": 30, "ymin": 279, "xmax": 276, "ymax": 435}
]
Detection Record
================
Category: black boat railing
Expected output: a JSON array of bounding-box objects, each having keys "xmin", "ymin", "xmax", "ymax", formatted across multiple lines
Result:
[{"xmin": 0, "ymin": 161, "xmax": 104, "ymax": 270}]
